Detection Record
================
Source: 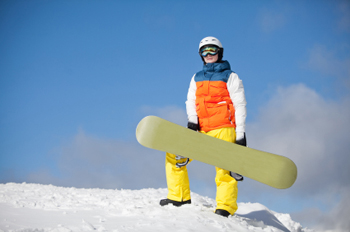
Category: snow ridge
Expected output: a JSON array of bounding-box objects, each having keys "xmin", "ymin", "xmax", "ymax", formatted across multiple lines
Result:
[{"xmin": 0, "ymin": 183, "xmax": 313, "ymax": 232}]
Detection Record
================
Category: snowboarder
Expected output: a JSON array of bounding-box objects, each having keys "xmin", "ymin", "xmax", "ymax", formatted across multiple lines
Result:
[{"xmin": 160, "ymin": 36, "xmax": 247, "ymax": 217}]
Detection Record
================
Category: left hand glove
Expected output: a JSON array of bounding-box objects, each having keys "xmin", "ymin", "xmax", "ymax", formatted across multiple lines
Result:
[{"xmin": 236, "ymin": 132, "xmax": 247, "ymax": 147}]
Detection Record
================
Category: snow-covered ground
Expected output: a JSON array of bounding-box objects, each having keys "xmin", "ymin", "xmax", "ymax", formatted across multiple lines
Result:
[{"xmin": 0, "ymin": 183, "xmax": 313, "ymax": 232}]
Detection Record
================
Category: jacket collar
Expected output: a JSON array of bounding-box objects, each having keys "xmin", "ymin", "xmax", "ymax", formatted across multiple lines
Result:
[{"xmin": 203, "ymin": 60, "xmax": 231, "ymax": 73}]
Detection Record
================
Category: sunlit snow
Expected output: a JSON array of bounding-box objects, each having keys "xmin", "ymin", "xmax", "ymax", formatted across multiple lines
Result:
[{"xmin": 0, "ymin": 183, "xmax": 313, "ymax": 232}]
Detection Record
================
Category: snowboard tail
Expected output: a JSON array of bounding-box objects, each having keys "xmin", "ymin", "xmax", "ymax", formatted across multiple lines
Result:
[{"xmin": 136, "ymin": 116, "xmax": 297, "ymax": 189}]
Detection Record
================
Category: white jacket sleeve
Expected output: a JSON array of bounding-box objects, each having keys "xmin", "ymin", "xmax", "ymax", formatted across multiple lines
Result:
[
  {"xmin": 227, "ymin": 72, "xmax": 247, "ymax": 134},
  {"xmin": 185, "ymin": 75, "xmax": 198, "ymax": 124}
]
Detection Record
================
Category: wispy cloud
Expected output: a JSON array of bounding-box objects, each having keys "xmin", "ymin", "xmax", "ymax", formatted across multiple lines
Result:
[
  {"xmin": 27, "ymin": 105, "xmax": 189, "ymax": 190},
  {"xmin": 305, "ymin": 44, "xmax": 350, "ymax": 91},
  {"xmin": 28, "ymin": 129, "xmax": 166, "ymax": 190},
  {"xmin": 258, "ymin": 9, "xmax": 287, "ymax": 33},
  {"xmin": 337, "ymin": 0, "xmax": 350, "ymax": 32}
]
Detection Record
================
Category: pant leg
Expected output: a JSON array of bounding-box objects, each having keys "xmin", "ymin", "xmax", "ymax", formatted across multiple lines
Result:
[
  {"xmin": 165, "ymin": 153, "xmax": 191, "ymax": 201},
  {"xmin": 215, "ymin": 167, "xmax": 238, "ymax": 215},
  {"xmin": 202, "ymin": 127, "xmax": 238, "ymax": 215}
]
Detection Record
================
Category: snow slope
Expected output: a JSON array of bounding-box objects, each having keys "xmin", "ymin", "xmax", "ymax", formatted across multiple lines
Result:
[{"xmin": 0, "ymin": 183, "xmax": 313, "ymax": 232}]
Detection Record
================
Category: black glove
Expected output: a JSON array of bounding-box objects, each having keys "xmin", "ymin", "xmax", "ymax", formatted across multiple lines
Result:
[
  {"xmin": 236, "ymin": 132, "xmax": 247, "ymax": 147},
  {"xmin": 187, "ymin": 122, "xmax": 199, "ymax": 131}
]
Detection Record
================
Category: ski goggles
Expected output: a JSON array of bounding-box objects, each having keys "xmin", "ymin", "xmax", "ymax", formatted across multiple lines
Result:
[{"xmin": 200, "ymin": 46, "xmax": 219, "ymax": 57}]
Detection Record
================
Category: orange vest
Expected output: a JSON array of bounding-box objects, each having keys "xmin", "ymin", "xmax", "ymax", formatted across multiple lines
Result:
[{"xmin": 194, "ymin": 61, "xmax": 236, "ymax": 132}]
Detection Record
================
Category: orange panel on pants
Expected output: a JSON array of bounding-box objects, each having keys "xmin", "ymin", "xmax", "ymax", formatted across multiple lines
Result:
[{"xmin": 165, "ymin": 127, "xmax": 238, "ymax": 215}]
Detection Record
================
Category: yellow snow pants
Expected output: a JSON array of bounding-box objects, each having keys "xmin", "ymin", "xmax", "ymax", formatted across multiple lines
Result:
[{"xmin": 165, "ymin": 127, "xmax": 238, "ymax": 215}]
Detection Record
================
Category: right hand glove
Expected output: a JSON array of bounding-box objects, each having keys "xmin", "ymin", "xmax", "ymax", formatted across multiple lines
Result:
[{"xmin": 187, "ymin": 122, "xmax": 199, "ymax": 131}]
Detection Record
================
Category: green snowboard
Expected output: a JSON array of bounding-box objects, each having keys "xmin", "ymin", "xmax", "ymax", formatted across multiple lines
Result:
[{"xmin": 136, "ymin": 115, "xmax": 297, "ymax": 189}]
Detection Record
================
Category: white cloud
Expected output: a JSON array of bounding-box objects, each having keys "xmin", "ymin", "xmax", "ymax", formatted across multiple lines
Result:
[
  {"xmin": 246, "ymin": 84, "xmax": 350, "ymax": 231},
  {"xmin": 251, "ymin": 84, "xmax": 350, "ymax": 191},
  {"xmin": 320, "ymin": 189, "xmax": 350, "ymax": 231}
]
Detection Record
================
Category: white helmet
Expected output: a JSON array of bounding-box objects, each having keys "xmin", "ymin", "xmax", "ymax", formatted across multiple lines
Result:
[{"xmin": 198, "ymin": 36, "xmax": 223, "ymax": 51}]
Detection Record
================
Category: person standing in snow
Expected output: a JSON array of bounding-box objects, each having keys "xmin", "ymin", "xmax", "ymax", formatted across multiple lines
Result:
[{"xmin": 160, "ymin": 36, "xmax": 247, "ymax": 217}]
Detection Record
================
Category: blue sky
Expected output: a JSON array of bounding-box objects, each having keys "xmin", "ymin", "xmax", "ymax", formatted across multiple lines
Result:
[{"xmin": 1, "ymin": 0, "xmax": 350, "ymax": 231}]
